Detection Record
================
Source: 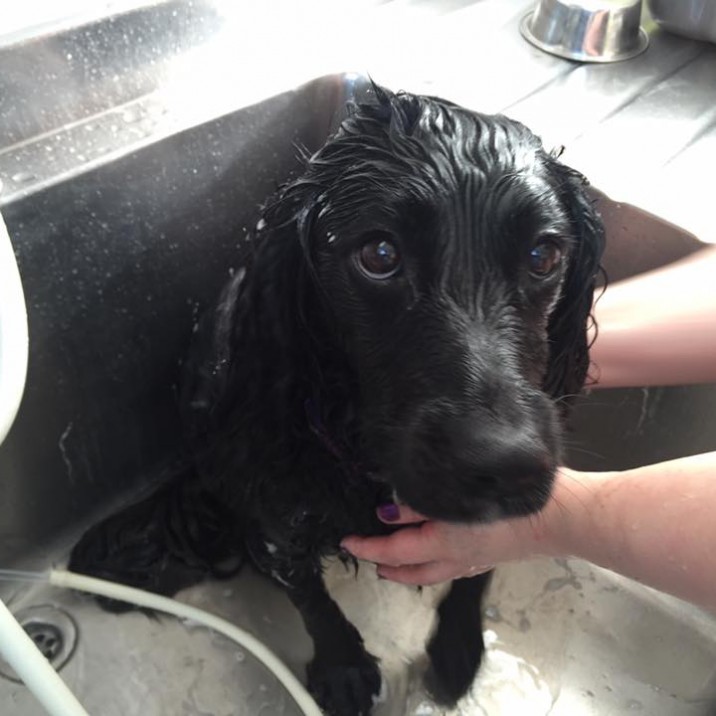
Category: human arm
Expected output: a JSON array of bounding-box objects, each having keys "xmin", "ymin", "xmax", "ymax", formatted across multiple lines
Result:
[
  {"xmin": 342, "ymin": 451, "xmax": 716, "ymax": 612},
  {"xmin": 590, "ymin": 246, "xmax": 716, "ymax": 388}
]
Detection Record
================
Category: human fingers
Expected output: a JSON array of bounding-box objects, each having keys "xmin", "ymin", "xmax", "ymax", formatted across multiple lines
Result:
[{"xmin": 341, "ymin": 523, "xmax": 438, "ymax": 567}]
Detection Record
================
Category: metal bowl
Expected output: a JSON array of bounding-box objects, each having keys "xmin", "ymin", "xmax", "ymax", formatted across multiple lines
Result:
[
  {"xmin": 648, "ymin": 0, "xmax": 716, "ymax": 44},
  {"xmin": 521, "ymin": 0, "xmax": 649, "ymax": 63}
]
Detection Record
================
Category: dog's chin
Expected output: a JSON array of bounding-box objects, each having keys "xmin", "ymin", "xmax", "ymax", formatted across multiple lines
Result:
[
  {"xmin": 409, "ymin": 497, "xmax": 502, "ymax": 525},
  {"xmin": 393, "ymin": 484, "xmax": 553, "ymax": 525}
]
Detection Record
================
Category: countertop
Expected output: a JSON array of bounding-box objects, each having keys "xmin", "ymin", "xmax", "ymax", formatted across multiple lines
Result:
[{"xmin": 1, "ymin": 0, "xmax": 715, "ymax": 243}]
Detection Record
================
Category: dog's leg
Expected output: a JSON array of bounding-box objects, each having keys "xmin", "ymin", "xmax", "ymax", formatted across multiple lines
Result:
[
  {"xmin": 68, "ymin": 477, "xmax": 242, "ymax": 611},
  {"xmin": 293, "ymin": 577, "xmax": 381, "ymax": 716},
  {"xmin": 424, "ymin": 570, "xmax": 493, "ymax": 706},
  {"xmin": 258, "ymin": 547, "xmax": 381, "ymax": 716}
]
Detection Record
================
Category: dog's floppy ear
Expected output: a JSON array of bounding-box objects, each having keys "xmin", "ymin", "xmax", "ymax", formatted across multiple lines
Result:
[
  {"xmin": 183, "ymin": 178, "xmax": 322, "ymax": 479},
  {"xmin": 243, "ymin": 181, "xmax": 322, "ymax": 379},
  {"xmin": 543, "ymin": 165, "xmax": 605, "ymax": 405}
]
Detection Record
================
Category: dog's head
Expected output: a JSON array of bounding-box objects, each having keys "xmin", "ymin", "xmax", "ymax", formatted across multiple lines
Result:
[{"xmin": 232, "ymin": 87, "xmax": 604, "ymax": 524}]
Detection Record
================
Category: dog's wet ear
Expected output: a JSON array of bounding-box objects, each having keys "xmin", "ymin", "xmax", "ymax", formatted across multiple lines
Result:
[
  {"xmin": 364, "ymin": 81, "xmax": 425, "ymax": 137},
  {"xmin": 183, "ymin": 177, "xmax": 322, "ymax": 455},
  {"xmin": 543, "ymin": 163, "xmax": 606, "ymax": 406},
  {"xmin": 368, "ymin": 77, "xmax": 393, "ymax": 107}
]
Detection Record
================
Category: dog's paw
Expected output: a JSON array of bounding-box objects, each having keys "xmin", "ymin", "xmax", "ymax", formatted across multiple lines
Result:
[
  {"xmin": 424, "ymin": 622, "xmax": 485, "ymax": 706},
  {"xmin": 307, "ymin": 650, "xmax": 382, "ymax": 716}
]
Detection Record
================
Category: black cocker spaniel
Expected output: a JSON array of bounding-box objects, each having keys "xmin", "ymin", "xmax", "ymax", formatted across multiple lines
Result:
[{"xmin": 70, "ymin": 85, "xmax": 605, "ymax": 715}]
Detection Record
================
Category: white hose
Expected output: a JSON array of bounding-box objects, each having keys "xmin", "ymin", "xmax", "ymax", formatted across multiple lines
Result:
[
  {"xmin": 0, "ymin": 212, "xmax": 90, "ymax": 716},
  {"xmin": 48, "ymin": 569, "xmax": 323, "ymax": 716},
  {"xmin": 0, "ymin": 598, "xmax": 91, "ymax": 716},
  {"xmin": 0, "ymin": 214, "xmax": 83, "ymax": 714},
  {"xmin": 0, "ymin": 211, "xmax": 28, "ymax": 447}
]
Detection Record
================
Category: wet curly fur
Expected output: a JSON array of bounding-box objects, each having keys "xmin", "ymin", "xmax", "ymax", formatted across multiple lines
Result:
[{"xmin": 70, "ymin": 86, "xmax": 604, "ymax": 715}]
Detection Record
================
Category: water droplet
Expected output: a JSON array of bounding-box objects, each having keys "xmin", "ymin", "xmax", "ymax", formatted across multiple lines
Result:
[
  {"xmin": 11, "ymin": 171, "xmax": 35, "ymax": 184},
  {"xmin": 483, "ymin": 629, "xmax": 498, "ymax": 647},
  {"xmin": 122, "ymin": 107, "xmax": 142, "ymax": 123}
]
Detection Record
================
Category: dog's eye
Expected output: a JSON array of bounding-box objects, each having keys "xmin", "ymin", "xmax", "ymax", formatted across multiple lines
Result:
[
  {"xmin": 357, "ymin": 236, "xmax": 401, "ymax": 279},
  {"xmin": 528, "ymin": 240, "xmax": 562, "ymax": 278}
]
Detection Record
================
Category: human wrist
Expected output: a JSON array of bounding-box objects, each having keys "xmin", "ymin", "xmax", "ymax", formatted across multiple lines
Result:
[
  {"xmin": 537, "ymin": 468, "xmax": 614, "ymax": 560},
  {"xmin": 496, "ymin": 478, "xmax": 576, "ymax": 562}
]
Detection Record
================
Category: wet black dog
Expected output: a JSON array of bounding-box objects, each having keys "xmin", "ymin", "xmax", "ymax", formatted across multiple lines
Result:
[{"xmin": 70, "ymin": 86, "xmax": 604, "ymax": 715}]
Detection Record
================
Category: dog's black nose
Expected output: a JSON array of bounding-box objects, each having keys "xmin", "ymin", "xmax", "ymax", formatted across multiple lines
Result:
[{"xmin": 441, "ymin": 413, "xmax": 552, "ymax": 485}]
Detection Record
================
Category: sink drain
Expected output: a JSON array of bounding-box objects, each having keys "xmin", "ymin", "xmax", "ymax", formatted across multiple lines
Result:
[{"xmin": 0, "ymin": 605, "xmax": 78, "ymax": 682}]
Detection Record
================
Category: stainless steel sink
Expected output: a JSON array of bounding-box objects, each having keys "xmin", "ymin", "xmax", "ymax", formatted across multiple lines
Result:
[{"xmin": 2, "ymin": 1, "xmax": 716, "ymax": 715}]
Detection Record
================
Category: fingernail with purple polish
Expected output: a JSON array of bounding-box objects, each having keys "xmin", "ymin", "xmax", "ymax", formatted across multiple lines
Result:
[{"xmin": 377, "ymin": 502, "xmax": 400, "ymax": 522}]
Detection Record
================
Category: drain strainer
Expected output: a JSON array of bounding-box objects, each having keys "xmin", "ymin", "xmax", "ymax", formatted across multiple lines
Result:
[{"xmin": 0, "ymin": 605, "xmax": 78, "ymax": 682}]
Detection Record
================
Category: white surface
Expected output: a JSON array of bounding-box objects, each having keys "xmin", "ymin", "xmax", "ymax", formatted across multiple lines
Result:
[
  {"xmin": 0, "ymin": 213, "xmax": 28, "ymax": 447},
  {"xmin": 0, "ymin": 0, "xmax": 152, "ymax": 44}
]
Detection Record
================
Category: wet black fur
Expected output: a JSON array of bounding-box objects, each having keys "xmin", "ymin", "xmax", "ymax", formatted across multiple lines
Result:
[{"xmin": 70, "ymin": 87, "xmax": 604, "ymax": 715}]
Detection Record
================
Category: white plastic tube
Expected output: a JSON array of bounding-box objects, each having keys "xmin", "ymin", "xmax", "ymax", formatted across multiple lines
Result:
[
  {"xmin": 49, "ymin": 569, "xmax": 322, "ymax": 716},
  {"xmin": 0, "ymin": 215, "xmax": 88, "ymax": 715},
  {"xmin": 0, "ymin": 598, "xmax": 90, "ymax": 716},
  {"xmin": 0, "ymin": 211, "xmax": 28, "ymax": 447}
]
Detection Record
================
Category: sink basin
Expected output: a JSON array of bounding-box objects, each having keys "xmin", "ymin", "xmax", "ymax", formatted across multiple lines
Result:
[
  {"xmin": 0, "ymin": 575, "xmax": 307, "ymax": 715},
  {"xmin": 2, "ymin": 3, "xmax": 716, "ymax": 714}
]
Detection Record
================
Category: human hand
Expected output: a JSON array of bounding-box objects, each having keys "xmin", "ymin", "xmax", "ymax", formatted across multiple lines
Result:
[{"xmin": 341, "ymin": 502, "xmax": 550, "ymax": 586}]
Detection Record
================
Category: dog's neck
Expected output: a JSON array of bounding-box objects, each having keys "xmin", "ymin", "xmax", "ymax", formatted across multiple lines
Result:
[{"xmin": 304, "ymin": 396, "xmax": 363, "ymax": 477}]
